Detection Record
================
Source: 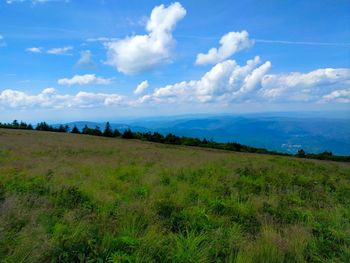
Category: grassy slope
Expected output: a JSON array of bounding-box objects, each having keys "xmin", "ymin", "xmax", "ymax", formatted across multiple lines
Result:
[{"xmin": 0, "ymin": 129, "xmax": 349, "ymax": 262}]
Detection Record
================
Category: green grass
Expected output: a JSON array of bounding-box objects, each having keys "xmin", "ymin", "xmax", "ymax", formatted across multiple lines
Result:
[{"xmin": 0, "ymin": 129, "xmax": 349, "ymax": 262}]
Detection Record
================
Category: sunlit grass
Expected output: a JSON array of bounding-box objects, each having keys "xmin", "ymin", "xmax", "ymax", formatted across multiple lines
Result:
[{"xmin": 0, "ymin": 129, "xmax": 349, "ymax": 262}]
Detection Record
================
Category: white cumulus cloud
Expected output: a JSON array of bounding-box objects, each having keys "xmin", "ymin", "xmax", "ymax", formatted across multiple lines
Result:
[
  {"xmin": 26, "ymin": 47, "xmax": 42, "ymax": 53},
  {"xmin": 58, "ymin": 74, "xmax": 112, "ymax": 86},
  {"xmin": 260, "ymin": 68, "xmax": 350, "ymax": 101},
  {"xmin": 135, "ymin": 57, "xmax": 350, "ymax": 105},
  {"xmin": 105, "ymin": 2, "xmax": 186, "ymax": 74},
  {"xmin": 323, "ymin": 89, "xmax": 350, "ymax": 103},
  {"xmin": 0, "ymin": 88, "xmax": 124, "ymax": 109},
  {"xmin": 47, "ymin": 46, "xmax": 73, "ymax": 55},
  {"xmin": 145, "ymin": 56, "xmax": 271, "ymax": 103},
  {"xmin": 195, "ymin": 31, "xmax": 254, "ymax": 65},
  {"xmin": 134, "ymin": 80, "xmax": 149, "ymax": 95}
]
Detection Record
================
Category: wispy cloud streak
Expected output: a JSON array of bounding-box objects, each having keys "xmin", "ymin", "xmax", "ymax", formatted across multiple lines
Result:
[
  {"xmin": 254, "ymin": 39, "xmax": 350, "ymax": 46},
  {"xmin": 175, "ymin": 34, "xmax": 350, "ymax": 46}
]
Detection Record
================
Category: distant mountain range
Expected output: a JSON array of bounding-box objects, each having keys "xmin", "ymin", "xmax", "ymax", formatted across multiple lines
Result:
[{"xmin": 61, "ymin": 114, "xmax": 350, "ymax": 155}]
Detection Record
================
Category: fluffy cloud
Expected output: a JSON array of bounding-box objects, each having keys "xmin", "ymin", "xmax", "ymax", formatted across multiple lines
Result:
[
  {"xmin": 26, "ymin": 47, "xmax": 42, "ymax": 53},
  {"xmin": 260, "ymin": 68, "xmax": 350, "ymax": 101},
  {"xmin": 136, "ymin": 57, "xmax": 350, "ymax": 105},
  {"xmin": 323, "ymin": 89, "xmax": 350, "ymax": 103},
  {"xmin": 76, "ymin": 50, "xmax": 95, "ymax": 68},
  {"xmin": 105, "ymin": 2, "xmax": 186, "ymax": 74},
  {"xmin": 0, "ymin": 88, "xmax": 124, "ymax": 109},
  {"xmin": 47, "ymin": 46, "xmax": 73, "ymax": 55},
  {"xmin": 1, "ymin": 64, "xmax": 349, "ymax": 110},
  {"xmin": 134, "ymin": 80, "xmax": 149, "ymax": 95},
  {"xmin": 25, "ymin": 46, "xmax": 73, "ymax": 55},
  {"xmin": 58, "ymin": 74, "xmax": 112, "ymax": 86},
  {"xmin": 196, "ymin": 31, "xmax": 254, "ymax": 65},
  {"xmin": 145, "ymin": 56, "xmax": 270, "ymax": 103}
]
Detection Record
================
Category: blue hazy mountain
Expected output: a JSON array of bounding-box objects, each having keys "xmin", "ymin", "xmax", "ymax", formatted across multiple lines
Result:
[{"xmin": 64, "ymin": 112, "xmax": 350, "ymax": 155}]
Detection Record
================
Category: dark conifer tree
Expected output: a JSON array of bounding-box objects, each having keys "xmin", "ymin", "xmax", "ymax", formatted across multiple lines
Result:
[
  {"xmin": 36, "ymin": 122, "xmax": 51, "ymax": 131},
  {"xmin": 12, "ymin": 120, "xmax": 19, "ymax": 128},
  {"xmin": 122, "ymin": 129, "xmax": 133, "ymax": 139},
  {"xmin": 93, "ymin": 126, "xmax": 102, "ymax": 136},
  {"xmin": 103, "ymin": 122, "xmax": 113, "ymax": 137},
  {"xmin": 113, "ymin": 129, "xmax": 121, "ymax": 137},
  {"xmin": 82, "ymin": 125, "xmax": 89, "ymax": 134},
  {"xmin": 19, "ymin": 121, "xmax": 27, "ymax": 129},
  {"xmin": 71, "ymin": 125, "xmax": 80, "ymax": 134},
  {"xmin": 296, "ymin": 149, "xmax": 306, "ymax": 157},
  {"xmin": 58, "ymin": 125, "xmax": 67, "ymax": 132}
]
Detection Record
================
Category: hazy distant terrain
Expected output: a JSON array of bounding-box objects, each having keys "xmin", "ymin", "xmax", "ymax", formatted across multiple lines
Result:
[
  {"xmin": 64, "ymin": 114, "xmax": 350, "ymax": 155},
  {"xmin": 0, "ymin": 129, "xmax": 349, "ymax": 262}
]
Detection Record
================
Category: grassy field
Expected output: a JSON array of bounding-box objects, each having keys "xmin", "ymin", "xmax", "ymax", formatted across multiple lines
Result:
[{"xmin": 0, "ymin": 129, "xmax": 349, "ymax": 262}]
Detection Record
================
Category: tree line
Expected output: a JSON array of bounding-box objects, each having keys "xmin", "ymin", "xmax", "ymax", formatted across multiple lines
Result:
[{"xmin": 1, "ymin": 120, "xmax": 349, "ymax": 162}]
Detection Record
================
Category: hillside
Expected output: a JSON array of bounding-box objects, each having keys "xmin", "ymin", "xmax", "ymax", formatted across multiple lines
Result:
[
  {"xmin": 64, "ymin": 114, "xmax": 350, "ymax": 155},
  {"xmin": 0, "ymin": 129, "xmax": 349, "ymax": 262}
]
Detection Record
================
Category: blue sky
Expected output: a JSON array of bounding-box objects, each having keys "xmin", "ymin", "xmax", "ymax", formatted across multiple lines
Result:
[{"xmin": 0, "ymin": 0, "xmax": 349, "ymax": 122}]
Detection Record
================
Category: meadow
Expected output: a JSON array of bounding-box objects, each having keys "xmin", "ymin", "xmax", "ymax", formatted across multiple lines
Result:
[{"xmin": 0, "ymin": 129, "xmax": 349, "ymax": 262}]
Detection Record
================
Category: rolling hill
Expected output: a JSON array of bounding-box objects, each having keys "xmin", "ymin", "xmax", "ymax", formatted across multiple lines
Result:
[
  {"xmin": 0, "ymin": 129, "xmax": 349, "ymax": 262},
  {"xmin": 64, "ymin": 114, "xmax": 350, "ymax": 155}
]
